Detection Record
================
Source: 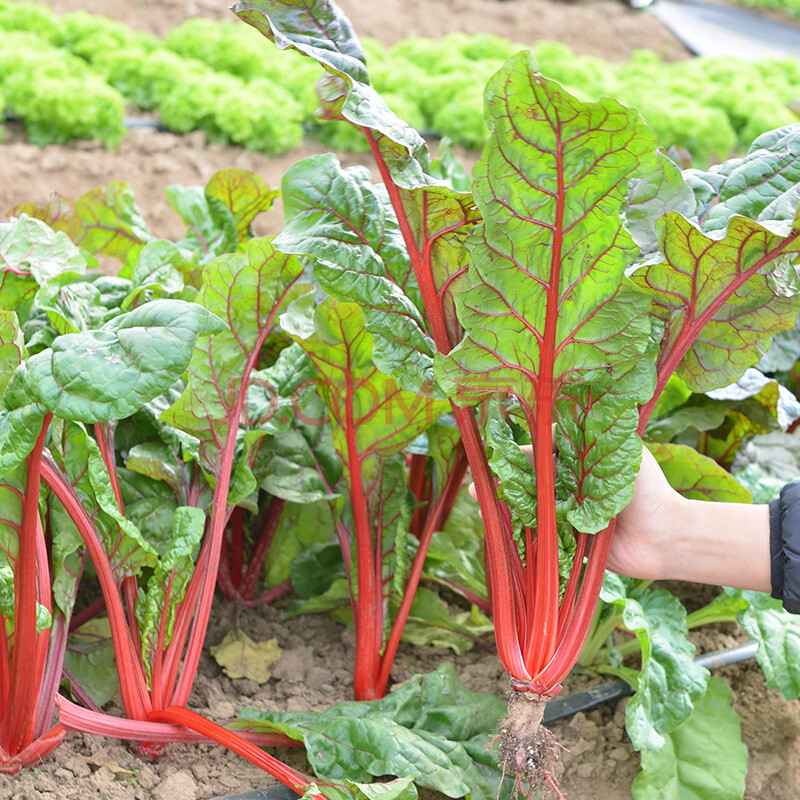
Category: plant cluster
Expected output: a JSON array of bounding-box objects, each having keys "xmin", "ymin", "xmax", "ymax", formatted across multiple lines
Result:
[
  {"xmin": 4, "ymin": 1, "xmax": 800, "ymax": 799},
  {"xmin": 1, "ymin": 0, "xmax": 800, "ymax": 166}
]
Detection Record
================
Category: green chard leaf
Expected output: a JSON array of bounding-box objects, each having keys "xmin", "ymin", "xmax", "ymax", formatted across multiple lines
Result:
[
  {"xmin": 631, "ymin": 211, "xmax": 800, "ymax": 394},
  {"xmin": 235, "ymin": 0, "xmax": 481, "ymax": 356},
  {"xmin": 631, "ymin": 677, "xmax": 747, "ymax": 800},
  {"xmin": 690, "ymin": 125, "xmax": 800, "ymax": 235},
  {"xmin": 234, "ymin": 0, "xmax": 431, "ymax": 187},
  {"xmin": 0, "ymin": 215, "xmax": 86, "ymax": 321},
  {"xmin": 275, "ymin": 153, "xmax": 435, "ymax": 395},
  {"xmin": 234, "ymin": 664, "xmax": 510, "ymax": 800},
  {"xmin": 647, "ymin": 442, "xmax": 752, "ymax": 503},
  {"xmin": 294, "ymin": 299, "xmax": 448, "ymax": 469},
  {"xmin": 0, "ymin": 310, "xmax": 47, "ymax": 472},
  {"xmin": 601, "ymin": 573, "xmax": 709, "ymax": 751},
  {"xmin": 48, "ymin": 420, "xmax": 158, "ymax": 583},
  {"xmin": 34, "ymin": 273, "xmax": 132, "ymax": 339},
  {"xmin": 205, "ymin": 168, "xmax": 279, "ymax": 246},
  {"xmin": 136, "ymin": 505, "xmax": 205, "ymax": 681},
  {"xmin": 166, "ymin": 184, "xmax": 238, "ymax": 264},
  {"xmin": 13, "ymin": 182, "xmax": 152, "ymax": 263},
  {"xmin": 435, "ymin": 56, "xmax": 658, "ymax": 535},
  {"xmin": 4, "ymin": 299, "xmax": 224, "ymax": 424},
  {"xmin": 161, "ymin": 238, "xmax": 313, "ymax": 477},
  {"xmin": 730, "ymin": 588, "xmax": 800, "ymax": 699}
]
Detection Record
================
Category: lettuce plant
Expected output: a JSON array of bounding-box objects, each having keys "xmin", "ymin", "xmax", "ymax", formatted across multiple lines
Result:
[{"xmin": 235, "ymin": 0, "xmax": 800, "ymax": 792}]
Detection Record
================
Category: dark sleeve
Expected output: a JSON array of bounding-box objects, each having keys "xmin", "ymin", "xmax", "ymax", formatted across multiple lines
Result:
[{"xmin": 769, "ymin": 481, "xmax": 800, "ymax": 614}]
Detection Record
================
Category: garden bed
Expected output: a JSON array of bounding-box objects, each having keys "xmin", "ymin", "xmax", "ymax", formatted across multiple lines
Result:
[{"xmin": 1, "ymin": 592, "xmax": 799, "ymax": 800}]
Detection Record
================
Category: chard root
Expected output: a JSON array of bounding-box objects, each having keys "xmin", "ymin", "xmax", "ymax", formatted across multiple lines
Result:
[{"xmin": 498, "ymin": 685, "xmax": 562, "ymax": 798}]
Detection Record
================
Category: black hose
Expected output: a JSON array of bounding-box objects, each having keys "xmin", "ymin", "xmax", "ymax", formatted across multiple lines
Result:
[{"xmin": 543, "ymin": 640, "xmax": 758, "ymax": 723}]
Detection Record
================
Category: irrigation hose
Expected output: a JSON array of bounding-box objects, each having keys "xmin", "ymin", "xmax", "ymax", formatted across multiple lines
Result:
[
  {"xmin": 543, "ymin": 639, "xmax": 758, "ymax": 723},
  {"xmin": 210, "ymin": 640, "xmax": 759, "ymax": 800}
]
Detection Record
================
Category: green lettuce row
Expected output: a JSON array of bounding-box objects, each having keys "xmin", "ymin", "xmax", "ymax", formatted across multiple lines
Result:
[
  {"xmin": 1, "ymin": 0, "xmax": 799, "ymax": 165},
  {"xmin": 727, "ymin": 0, "xmax": 800, "ymax": 19},
  {"xmin": 0, "ymin": 29, "xmax": 126, "ymax": 147}
]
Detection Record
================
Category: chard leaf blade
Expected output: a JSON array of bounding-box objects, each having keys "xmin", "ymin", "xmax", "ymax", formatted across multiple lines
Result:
[
  {"xmin": 633, "ymin": 212, "xmax": 800, "ymax": 394},
  {"xmin": 161, "ymin": 239, "xmax": 313, "ymax": 463},
  {"xmin": 233, "ymin": 0, "xmax": 432, "ymax": 187},
  {"xmin": 436, "ymin": 57, "xmax": 657, "ymax": 533},
  {"xmin": 694, "ymin": 125, "xmax": 800, "ymax": 234},
  {"xmin": 601, "ymin": 574, "xmax": 709, "ymax": 751},
  {"xmin": 732, "ymin": 588, "xmax": 800, "ymax": 699},
  {"xmin": 235, "ymin": 664, "xmax": 509, "ymax": 800},
  {"xmin": 631, "ymin": 676, "xmax": 747, "ymax": 800},
  {"xmin": 276, "ymin": 153, "xmax": 436, "ymax": 395},
  {"xmin": 5, "ymin": 299, "xmax": 225, "ymax": 423},
  {"xmin": 293, "ymin": 299, "xmax": 448, "ymax": 463}
]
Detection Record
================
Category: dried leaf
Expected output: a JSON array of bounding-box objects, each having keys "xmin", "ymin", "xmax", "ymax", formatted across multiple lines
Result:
[{"xmin": 210, "ymin": 629, "xmax": 282, "ymax": 684}]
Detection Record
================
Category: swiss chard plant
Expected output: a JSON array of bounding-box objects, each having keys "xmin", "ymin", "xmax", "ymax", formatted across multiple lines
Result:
[
  {"xmin": 0, "ymin": 173, "xmax": 334, "ymax": 787},
  {"xmin": 235, "ymin": 0, "xmax": 800, "ymax": 793},
  {"xmin": 0, "ymin": 213, "xmax": 222, "ymax": 769}
]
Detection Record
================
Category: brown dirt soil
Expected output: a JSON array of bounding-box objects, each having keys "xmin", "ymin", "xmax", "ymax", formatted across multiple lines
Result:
[{"xmin": 1, "ymin": 1, "xmax": 799, "ymax": 799}]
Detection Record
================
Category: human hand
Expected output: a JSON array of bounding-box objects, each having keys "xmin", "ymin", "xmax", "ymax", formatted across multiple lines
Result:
[{"xmin": 469, "ymin": 442, "xmax": 683, "ymax": 582}]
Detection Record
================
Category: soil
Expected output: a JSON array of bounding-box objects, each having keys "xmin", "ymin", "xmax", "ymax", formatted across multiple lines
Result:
[{"xmin": 1, "ymin": 1, "xmax": 799, "ymax": 799}]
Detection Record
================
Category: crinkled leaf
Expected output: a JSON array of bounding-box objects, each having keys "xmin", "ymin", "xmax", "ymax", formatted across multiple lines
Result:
[
  {"xmin": 294, "ymin": 299, "xmax": 448, "ymax": 464},
  {"xmin": 601, "ymin": 573, "xmax": 709, "ymax": 751},
  {"xmin": 624, "ymin": 152, "xmax": 696, "ymax": 256},
  {"xmin": 265, "ymin": 500, "xmax": 340, "ymax": 589},
  {"xmin": 234, "ymin": 0, "xmax": 431, "ymax": 189},
  {"xmin": 646, "ymin": 371, "xmax": 796, "ymax": 449},
  {"xmin": 423, "ymin": 488, "xmax": 488, "ymax": 605},
  {"xmin": 235, "ymin": 664, "xmax": 509, "ymax": 800},
  {"xmin": 732, "ymin": 588, "xmax": 800, "ymax": 699},
  {"xmin": 484, "ymin": 402, "xmax": 536, "ymax": 529},
  {"xmin": 210, "ymin": 628, "xmax": 282, "ymax": 684},
  {"xmin": 0, "ymin": 311, "xmax": 26, "ymax": 395},
  {"xmin": 5, "ymin": 299, "xmax": 224, "ymax": 423},
  {"xmin": 276, "ymin": 154, "xmax": 435, "ymax": 395},
  {"xmin": 161, "ymin": 240, "xmax": 312, "ymax": 469},
  {"xmin": 43, "ymin": 421, "xmax": 158, "ymax": 611},
  {"xmin": 12, "ymin": 183, "xmax": 151, "ymax": 263},
  {"xmin": 136, "ymin": 505, "xmax": 205, "ymax": 679},
  {"xmin": 706, "ymin": 367, "xmax": 800, "ymax": 429},
  {"xmin": 237, "ymin": 2, "xmax": 481, "ymax": 356},
  {"xmin": 0, "ymin": 215, "xmax": 86, "ymax": 319},
  {"xmin": 556, "ymin": 361, "xmax": 653, "ymax": 534},
  {"xmin": 166, "ymin": 184, "xmax": 239, "ymax": 264},
  {"xmin": 63, "ymin": 618, "xmax": 119, "ymax": 708},
  {"xmin": 290, "ymin": 540, "xmax": 346, "ymax": 599},
  {"xmin": 117, "ymin": 466, "xmax": 182, "ymax": 549},
  {"xmin": 647, "ymin": 442, "xmax": 752, "ymax": 503},
  {"xmin": 205, "ymin": 168, "xmax": 279, "ymax": 245},
  {"xmin": 632, "ymin": 212, "xmax": 800, "ymax": 394},
  {"xmin": 436, "ymin": 59, "xmax": 657, "ymax": 535},
  {"xmin": 34, "ymin": 274, "xmax": 131, "ymax": 336},
  {"xmin": 733, "ymin": 431, "xmax": 800, "ymax": 483},
  {"xmin": 127, "ymin": 240, "xmax": 189, "ymax": 302},
  {"xmin": 631, "ymin": 676, "xmax": 747, "ymax": 800},
  {"xmin": 261, "ymin": 425, "xmax": 343, "ymax": 504},
  {"xmin": 307, "ymin": 775, "xmax": 416, "ymax": 800},
  {"xmin": 692, "ymin": 125, "xmax": 800, "ymax": 235}
]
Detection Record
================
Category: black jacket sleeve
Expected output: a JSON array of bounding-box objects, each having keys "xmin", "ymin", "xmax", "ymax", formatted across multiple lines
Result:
[{"xmin": 769, "ymin": 481, "xmax": 800, "ymax": 614}]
